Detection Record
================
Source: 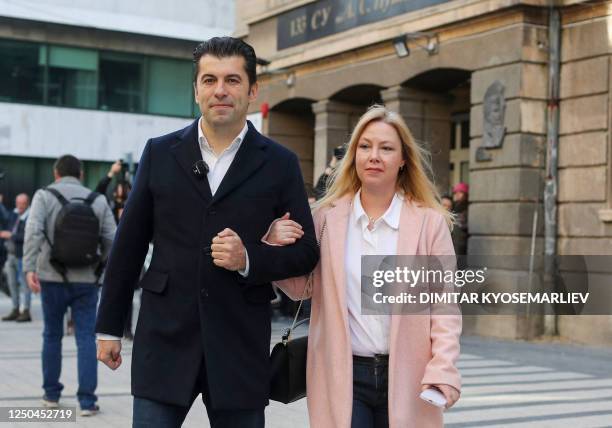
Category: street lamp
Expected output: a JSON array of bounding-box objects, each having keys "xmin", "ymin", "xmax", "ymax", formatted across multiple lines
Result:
[
  {"xmin": 392, "ymin": 32, "xmax": 439, "ymax": 58},
  {"xmin": 393, "ymin": 35, "xmax": 410, "ymax": 58}
]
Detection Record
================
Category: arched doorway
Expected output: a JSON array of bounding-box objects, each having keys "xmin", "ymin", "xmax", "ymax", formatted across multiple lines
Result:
[{"xmin": 389, "ymin": 68, "xmax": 471, "ymax": 195}]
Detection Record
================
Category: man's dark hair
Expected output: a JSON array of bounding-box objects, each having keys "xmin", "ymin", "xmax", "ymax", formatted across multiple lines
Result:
[
  {"xmin": 192, "ymin": 37, "xmax": 257, "ymax": 87},
  {"xmin": 54, "ymin": 155, "xmax": 82, "ymax": 179}
]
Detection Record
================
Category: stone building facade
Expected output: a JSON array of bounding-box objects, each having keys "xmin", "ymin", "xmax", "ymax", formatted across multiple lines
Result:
[{"xmin": 236, "ymin": 0, "xmax": 612, "ymax": 345}]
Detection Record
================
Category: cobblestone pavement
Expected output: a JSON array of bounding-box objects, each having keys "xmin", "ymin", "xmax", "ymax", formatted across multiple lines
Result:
[{"xmin": 1, "ymin": 295, "xmax": 611, "ymax": 427}]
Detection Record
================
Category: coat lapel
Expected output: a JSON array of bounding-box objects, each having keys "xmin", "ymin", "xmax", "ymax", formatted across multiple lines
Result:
[
  {"xmin": 170, "ymin": 119, "xmax": 213, "ymax": 202},
  {"xmin": 396, "ymin": 199, "xmax": 425, "ymax": 255},
  {"xmin": 211, "ymin": 121, "xmax": 267, "ymax": 204},
  {"xmin": 390, "ymin": 199, "xmax": 428, "ymax": 361}
]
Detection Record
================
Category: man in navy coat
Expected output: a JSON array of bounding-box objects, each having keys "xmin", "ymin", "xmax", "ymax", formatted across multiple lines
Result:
[{"xmin": 95, "ymin": 37, "xmax": 319, "ymax": 428}]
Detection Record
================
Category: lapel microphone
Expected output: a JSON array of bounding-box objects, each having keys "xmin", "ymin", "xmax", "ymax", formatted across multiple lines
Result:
[{"xmin": 192, "ymin": 160, "xmax": 209, "ymax": 179}]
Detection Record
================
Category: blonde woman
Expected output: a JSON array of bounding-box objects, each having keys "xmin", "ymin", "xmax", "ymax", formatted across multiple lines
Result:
[{"xmin": 265, "ymin": 105, "xmax": 461, "ymax": 428}]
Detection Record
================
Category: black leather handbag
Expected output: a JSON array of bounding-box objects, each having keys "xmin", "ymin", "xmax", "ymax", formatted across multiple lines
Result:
[
  {"xmin": 269, "ymin": 219, "xmax": 326, "ymax": 404},
  {"xmin": 269, "ymin": 317, "xmax": 309, "ymax": 403}
]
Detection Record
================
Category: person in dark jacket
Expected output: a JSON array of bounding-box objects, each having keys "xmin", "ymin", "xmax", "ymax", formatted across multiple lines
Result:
[
  {"xmin": 94, "ymin": 160, "xmax": 123, "ymax": 198},
  {"xmin": 1, "ymin": 193, "xmax": 31, "ymax": 321},
  {"xmin": 451, "ymin": 182, "xmax": 469, "ymax": 255},
  {"xmin": 313, "ymin": 145, "xmax": 346, "ymax": 200},
  {"xmin": 95, "ymin": 37, "xmax": 319, "ymax": 428},
  {"xmin": 95, "ymin": 161, "xmax": 131, "ymax": 224},
  {"xmin": 0, "ymin": 194, "xmax": 12, "ymax": 297}
]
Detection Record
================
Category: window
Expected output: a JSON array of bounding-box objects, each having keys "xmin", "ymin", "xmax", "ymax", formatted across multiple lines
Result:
[
  {"xmin": 98, "ymin": 52, "xmax": 144, "ymax": 112},
  {"xmin": 460, "ymin": 161, "xmax": 470, "ymax": 185},
  {"xmin": 0, "ymin": 38, "xmax": 196, "ymax": 117},
  {"xmin": 460, "ymin": 119, "xmax": 470, "ymax": 148},
  {"xmin": 147, "ymin": 58, "xmax": 193, "ymax": 117},
  {"xmin": 449, "ymin": 112, "xmax": 470, "ymax": 190},
  {"xmin": 0, "ymin": 40, "xmax": 44, "ymax": 103},
  {"xmin": 46, "ymin": 46, "xmax": 98, "ymax": 108}
]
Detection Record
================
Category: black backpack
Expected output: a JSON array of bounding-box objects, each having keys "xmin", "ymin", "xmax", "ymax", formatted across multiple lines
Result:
[{"xmin": 44, "ymin": 187, "xmax": 102, "ymax": 274}]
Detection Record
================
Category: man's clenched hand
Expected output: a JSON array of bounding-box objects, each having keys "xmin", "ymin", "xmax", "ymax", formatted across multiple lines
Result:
[{"xmin": 211, "ymin": 228, "xmax": 246, "ymax": 271}]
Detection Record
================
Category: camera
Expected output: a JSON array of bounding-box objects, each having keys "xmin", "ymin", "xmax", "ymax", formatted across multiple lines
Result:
[{"xmin": 333, "ymin": 145, "xmax": 346, "ymax": 161}]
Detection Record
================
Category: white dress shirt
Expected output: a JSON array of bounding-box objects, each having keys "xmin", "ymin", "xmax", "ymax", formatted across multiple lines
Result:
[
  {"xmin": 198, "ymin": 118, "xmax": 248, "ymax": 195},
  {"xmin": 345, "ymin": 190, "xmax": 402, "ymax": 357},
  {"xmin": 98, "ymin": 120, "xmax": 250, "ymax": 341}
]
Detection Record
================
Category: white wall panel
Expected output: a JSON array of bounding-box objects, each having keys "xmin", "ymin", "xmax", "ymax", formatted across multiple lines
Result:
[{"xmin": 0, "ymin": 103, "xmax": 192, "ymax": 161}]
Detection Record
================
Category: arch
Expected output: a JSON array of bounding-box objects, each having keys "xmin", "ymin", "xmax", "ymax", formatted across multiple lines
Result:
[
  {"xmin": 329, "ymin": 84, "xmax": 384, "ymax": 106},
  {"xmin": 401, "ymin": 68, "xmax": 471, "ymax": 93},
  {"xmin": 270, "ymin": 97, "xmax": 315, "ymax": 114}
]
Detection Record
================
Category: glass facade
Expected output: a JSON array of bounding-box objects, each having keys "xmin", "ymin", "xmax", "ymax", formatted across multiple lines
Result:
[
  {"xmin": 148, "ymin": 57, "xmax": 193, "ymax": 117},
  {"xmin": 0, "ymin": 40, "xmax": 44, "ymax": 104},
  {"xmin": 0, "ymin": 38, "xmax": 197, "ymax": 118},
  {"xmin": 46, "ymin": 46, "xmax": 98, "ymax": 108},
  {"xmin": 99, "ymin": 52, "xmax": 144, "ymax": 112}
]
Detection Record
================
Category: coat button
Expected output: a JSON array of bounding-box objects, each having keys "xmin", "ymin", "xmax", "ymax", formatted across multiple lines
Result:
[
  {"xmin": 201, "ymin": 288, "xmax": 208, "ymax": 297},
  {"xmin": 202, "ymin": 245, "xmax": 212, "ymax": 255}
]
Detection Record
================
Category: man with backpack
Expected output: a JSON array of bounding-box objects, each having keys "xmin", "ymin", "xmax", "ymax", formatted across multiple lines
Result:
[{"xmin": 23, "ymin": 154, "xmax": 116, "ymax": 416}]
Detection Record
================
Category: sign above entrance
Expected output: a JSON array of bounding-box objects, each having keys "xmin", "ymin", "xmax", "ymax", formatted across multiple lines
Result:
[{"xmin": 277, "ymin": 0, "xmax": 452, "ymax": 50}]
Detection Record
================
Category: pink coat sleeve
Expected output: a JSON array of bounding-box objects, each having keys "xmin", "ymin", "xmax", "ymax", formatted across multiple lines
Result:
[
  {"xmin": 421, "ymin": 213, "xmax": 462, "ymax": 392},
  {"xmin": 274, "ymin": 275, "xmax": 310, "ymax": 301}
]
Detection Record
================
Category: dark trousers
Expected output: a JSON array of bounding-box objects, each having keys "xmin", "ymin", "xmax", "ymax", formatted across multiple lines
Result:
[
  {"xmin": 351, "ymin": 356, "xmax": 389, "ymax": 428},
  {"xmin": 132, "ymin": 360, "xmax": 264, "ymax": 428}
]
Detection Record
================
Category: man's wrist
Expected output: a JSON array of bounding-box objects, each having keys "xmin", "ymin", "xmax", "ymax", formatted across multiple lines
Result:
[{"xmin": 238, "ymin": 250, "xmax": 250, "ymax": 277}]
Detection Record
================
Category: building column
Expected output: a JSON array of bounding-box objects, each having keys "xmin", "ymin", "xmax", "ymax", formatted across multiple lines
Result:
[
  {"xmin": 381, "ymin": 86, "xmax": 452, "ymax": 193},
  {"xmin": 467, "ymin": 62, "xmax": 548, "ymax": 340},
  {"xmin": 311, "ymin": 100, "xmax": 362, "ymax": 182}
]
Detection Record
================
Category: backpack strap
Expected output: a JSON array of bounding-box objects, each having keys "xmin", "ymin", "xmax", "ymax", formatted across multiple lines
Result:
[
  {"xmin": 45, "ymin": 187, "xmax": 70, "ymax": 206},
  {"xmin": 42, "ymin": 187, "xmax": 71, "ymax": 284},
  {"xmin": 84, "ymin": 192, "xmax": 101, "ymax": 206}
]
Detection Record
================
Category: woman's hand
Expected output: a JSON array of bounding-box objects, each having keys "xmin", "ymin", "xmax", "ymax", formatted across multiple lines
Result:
[
  {"xmin": 265, "ymin": 212, "xmax": 304, "ymax": 245},
  {"xmin": 422, "ymin": 384, "xmax": 460, "ymax": 409}
]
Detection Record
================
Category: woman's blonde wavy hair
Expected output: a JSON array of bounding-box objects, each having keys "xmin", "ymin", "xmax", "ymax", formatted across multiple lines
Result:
[{"xmin": 315, "ymin": 104, "xmax": 453, "ymax": 227}]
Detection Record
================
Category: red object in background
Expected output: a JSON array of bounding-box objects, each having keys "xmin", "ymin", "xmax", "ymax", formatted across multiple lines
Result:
[{"xmin": 261, "ymin": 102, "xmax": 269, "ymax": 118}]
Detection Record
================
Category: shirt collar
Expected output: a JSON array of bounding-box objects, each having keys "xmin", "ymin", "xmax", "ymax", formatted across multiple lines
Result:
[
  {"xmin": 197, "ymin": 117, "xmax": 248, "ymax": 155},
  {"xmin": 18, "ymin": 208, "xmax": 29, "ymax": 220},
  {"xmin": 56, "ymin": 176, "xmax": 81, "ymax": 186},
  {"xmin": 352, "ymin": 189, "xmax": 403, "ymax": 230}
]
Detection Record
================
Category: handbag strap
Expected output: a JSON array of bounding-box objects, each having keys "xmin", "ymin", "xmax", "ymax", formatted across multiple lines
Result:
[{"xmin": 283, "ymin": 217, "xmax": 327, "ymax": 344}]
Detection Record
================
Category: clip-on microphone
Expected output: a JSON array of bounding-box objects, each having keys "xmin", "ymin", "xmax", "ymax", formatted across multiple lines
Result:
[{"xmin": 192, "ymin": 160, "xmax": 209, "ymax": 179}]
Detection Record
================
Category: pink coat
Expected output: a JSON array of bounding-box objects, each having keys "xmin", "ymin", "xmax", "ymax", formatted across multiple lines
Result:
[{"xmin": 275, "ymin": 195, "xmax": 462, "ymax": 428}]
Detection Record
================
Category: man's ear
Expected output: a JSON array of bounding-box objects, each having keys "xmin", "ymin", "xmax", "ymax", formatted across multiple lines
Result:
[{"xmin": 248, "ymin": 82, "xmax": 259, "ymax": 102}]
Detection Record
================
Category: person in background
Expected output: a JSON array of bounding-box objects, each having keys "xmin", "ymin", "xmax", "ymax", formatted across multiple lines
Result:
[
  {"xmin": 1, "ymin": 194, "xmax": 31, "ymax": 322},
  {"xmin": 110, "ymin": 181, "xmax": 131, "ymax": 224},
  {"xmin": 95, "ymin": 160, "xmax": 124, "ymax": 197},
  {"xmin": 0, "ymin": 194, "xmax": 12, "ymax": 297},
  {"xmin": 95, "ymin": 160, "xmax": 132, "ymax": 224},
  {"xmin": 23, "ymin": 155, "xmax": 116, "ymax": 416},
  {"xmin": 451, "ymin": 182, "xmax": 469, "ymax": 255},
  {"xmin": 267, "ymin": 105, "xmax": 461, "ymax": 428},
  {"xmin": 441, "ymin": 194, "xmax": 453, "ymax": 212},
  {"xmin": 313, "ymin": 145, "xmax": 346, "ymax": 200},
  {"xmin": 95, "ymin": 160, "xmax": 134, "ymax": 338}
]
